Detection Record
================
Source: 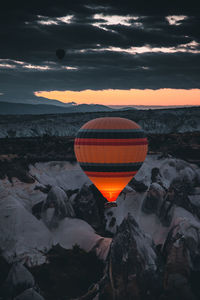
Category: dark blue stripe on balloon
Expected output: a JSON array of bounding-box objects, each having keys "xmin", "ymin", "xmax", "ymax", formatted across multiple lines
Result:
[{"xmin": 79, "ymin": 162, "xmax": 143, "ymax": 172}]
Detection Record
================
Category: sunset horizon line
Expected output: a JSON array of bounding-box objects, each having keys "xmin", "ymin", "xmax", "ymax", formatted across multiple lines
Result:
[{"xmin": 34, "ymin": 88, "xmax": 200, "ymax": 106}]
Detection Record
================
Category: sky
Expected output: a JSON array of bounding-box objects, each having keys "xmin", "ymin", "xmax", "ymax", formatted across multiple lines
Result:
[{"xmin": 0, "ymin": 0, "xmax": 200, "ymax": 106}]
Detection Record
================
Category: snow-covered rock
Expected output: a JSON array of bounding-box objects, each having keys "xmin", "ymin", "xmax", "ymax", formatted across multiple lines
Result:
[
  {"xmin": 29, "ymin": 161, "xmax": 90, "ymax": 190},
  {"xmin": 108, "ymin": 214, "xmax": 157, "ymax": 299},
  {"xmin": 0, "ymin": 179, "xmax": 112, "ymax": 265},
  {"xmin": 142, "ymin": 182, "xmax": 166, "ymax": 215},
  {"xmin": 165, "ymin": 217, "xmax": 200, "ymax": 261},
  {"xmin": 52, "ymin": 217, "xmax": 111, "ymax": 260},
  {"xmin": 41, "ymin": 186, "xmax": 74, "ymax": 229},
  {"xmin": 0, "ymin": 177, "xmax": 46, "ymax": 211},
  {"xmin": 0, "ymin": 151, "xmax": 200, "ymax": 299},
  {"xmin": 111, "ymin": 214, "xmax": 156, "ymax": 271},
  {"xmin": 0, "ymin": 155, "xmax": 200, "ymax": 269},
  {"xmin": 105, "ymin": 155, "xmax": 200, "ymax": 244},
  {"xmin": 161, "ymin": 217, "xmax": 200, "ymax": 300},
  {"xmin": 0, "ymin": 194, "xmax": 52, "ymax": 266}
]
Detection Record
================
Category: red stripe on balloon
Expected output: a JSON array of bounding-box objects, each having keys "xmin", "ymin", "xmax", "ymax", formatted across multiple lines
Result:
[
  {"xmin": 85, "ymin": 171, "xmax": 137, "ymax": 177},
  {"xmin": 75, "ymin": 138, "xmax": 147, "ymax": 146}
]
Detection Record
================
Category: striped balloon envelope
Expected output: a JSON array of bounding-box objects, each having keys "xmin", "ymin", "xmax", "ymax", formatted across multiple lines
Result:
[{"xmin": 74, "ymin": 117, "xmax": 148, "ymax": 203}]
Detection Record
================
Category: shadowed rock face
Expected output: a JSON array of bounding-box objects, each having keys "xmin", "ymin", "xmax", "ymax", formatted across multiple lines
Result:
[
  {"xmin": 142, "ymin": 182, "xmax": 166, "ymax": 215},
  {"xmin": 30, "ymin": 245, "xmax": 104, "ymax": 300},
  {"xmin": 128, "ymin": 178, "xmax": 148, "ymax": 193},
  {"xmin": 161, "ymin": 220, "xmax": 200, "ymax": 300},
  {"xmin": 149, "ymin": 132, "xmax": 200, "ymax": 165},
  {"xmin": 168, "ymin": 177, "xmax": 196, "ymax": 211},
  {"xmin": 159, "ymin": 200, "xmax": 175, "ymax": 227},
  {"xmin": 142, "ymin": 166, "xmax": 175, "ymax": 227},
  {"xmin": 1, "ymin": 262, "xmax": 35, "ymax": 299},
  {"xmin": 0, "ymin": 246, "xmax": 105, "ymax": 300},
  {"xmin": 14, "ymin": 288, "xmax": 45, "ymax": 300},
  {"xmin": 142, "ymin": 166, "xmax": 166, "ymax": 216},
  {"xmin": 0, "ymin": 158, "xmax": 34, "ymax": 183},
  {"xmin": 0, "ymin": 255, "xmax": 9, "ymax": 287},
  {"xmin": 159, "ymin": 174, "xmax": 200, "ymax": 227},
  {"xmin": 72, "ymin": 184, "xmax": 106, "ymax": 233},
  {"xmin": 104, "ymin": 214, "xmax": 157, "ymax": 300},
  {"xmin": 32, "ymin": 185, "xmax": 75, "ymax": 228}
]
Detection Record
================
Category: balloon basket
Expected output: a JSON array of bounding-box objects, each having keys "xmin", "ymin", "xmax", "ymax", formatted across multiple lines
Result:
[{"xmin": 104, "ymin": 202, "xmax": 118, "ymax": 209}]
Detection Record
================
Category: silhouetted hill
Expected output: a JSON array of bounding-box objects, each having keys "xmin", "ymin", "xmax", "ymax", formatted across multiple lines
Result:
[{"xmin": 0, "ymin": 101, "xmax": 112, "ymax": 115}]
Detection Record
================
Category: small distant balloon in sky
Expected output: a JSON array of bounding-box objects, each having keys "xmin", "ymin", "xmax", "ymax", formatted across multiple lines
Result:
[
  {"xmin": 74, "ymin": 117, "xmax": 148, "ymax": 205},
  {"xmin": 56, "ymin": 48, "xmax": 65, "ymax": 60}
]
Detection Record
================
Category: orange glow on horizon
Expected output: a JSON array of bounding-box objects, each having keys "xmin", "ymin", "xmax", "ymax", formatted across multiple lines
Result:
[{"xmin": 35, "ymin": 88, "xmax": 200, "ymax": 106}]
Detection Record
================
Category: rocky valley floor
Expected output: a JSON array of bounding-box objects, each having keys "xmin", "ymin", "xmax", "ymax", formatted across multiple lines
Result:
[{"xmin": 0, "ymin": 132, "xmax": 200, "ymax": 300}]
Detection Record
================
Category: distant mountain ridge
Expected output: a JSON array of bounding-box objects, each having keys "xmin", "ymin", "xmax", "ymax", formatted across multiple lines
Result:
[
  {"xmin": 110, "ymin": 105, "xmax": 199, "ymax": 110},
  {"xmin": 0, "ymin": 106, "xmax": 199, "ymax": 138},
  {"xmin": 0, "ymin": 101, "xmax": 112, "ymax": 115}
]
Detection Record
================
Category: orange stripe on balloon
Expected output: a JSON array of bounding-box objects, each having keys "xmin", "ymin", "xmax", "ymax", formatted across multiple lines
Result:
[
  {"xmin": 82, "ymin": 117, "xmax": 140, "ymax": 130},
  {"xmin": 75, "ymin": 144, "xmax": 148, "ymax": 164},
  {"xmin": 75, "ymin": 138, "xmax": 148, "ymax": 146},
  {"xmin": 85, "ymin": 171, "xmax": 137, "ymax": 177}
]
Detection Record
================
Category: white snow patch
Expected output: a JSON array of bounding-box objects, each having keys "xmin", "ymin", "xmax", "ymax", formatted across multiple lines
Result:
[
  {"xmin": 29, "ymin": 161, "xmax": 90, "ymax": 190},
  {"xmin": 0, "ymin": 194, "xmax": 52, "ymax": 266},
  {"xmin": 0, "ymin": 177, "xmax": 46, "ymax": 210},
  {"xmin": 52, "ymin": 217, "xmax": 111, "ymax": 260},
  {"xmin": 106, "ymin": 155, "xmax": 200, "ymax": 245},
  {"xmin": 0, "ymin": 155, "xmax": 199, "ymax": 264}
]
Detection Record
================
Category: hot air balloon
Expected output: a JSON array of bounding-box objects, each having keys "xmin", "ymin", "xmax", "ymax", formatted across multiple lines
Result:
[
  {"xmin": 56, "ymin": 48, "xmax": 65, "ymax": 60},
  {"xmin": 74, "ymin": 117, "xmax": 148, "ymax": 205}
]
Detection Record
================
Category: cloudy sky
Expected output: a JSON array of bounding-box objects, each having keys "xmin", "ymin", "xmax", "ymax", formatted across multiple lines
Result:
[{"xmin": 1, "ymin": 0, "xmax": 200, "ymax": 106}]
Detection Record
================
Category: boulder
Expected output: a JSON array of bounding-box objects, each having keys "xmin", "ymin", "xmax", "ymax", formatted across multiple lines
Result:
[
  {"xmin": 128, "ymin": 178, "xmax": 148, "ymax": 193},
  {"xmin": 41, "ymin": 186, "xmax": 75, "ymax": 229},
  {"xmin": 151, "ymin": 167, "xmax": 163, "ymax": 185},
  {"xmin": 72, "ymin": 184, "xmax": 106, "ymax": 232},
  {"xmin": 52, "ymin": 217, "xmax": 111, "ymax": 260},
  {"xmin": 0, "ymin": 195, "xmax": 52, "ymax": 266},
  {"xmin": 104, "ymin": 214, "xmax": 157, "ymax": 300},
  {"xmin": 159, "ymin": 200, "xmax": 174, "ymax": 227},
  {"xmin": 2, "ymin": 262, "xmax": 35, "ymax": 299},
  {"xmin": 162, "ymin": 219, "xmax": 200, "ymax": 299},
  {"xmin": 142, "ymin": 182, "xmax": 166, "ymax": 215}
]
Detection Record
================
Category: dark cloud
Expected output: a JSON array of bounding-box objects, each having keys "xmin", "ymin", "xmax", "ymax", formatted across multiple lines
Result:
[{"xmin": 0, "ymin": 0, "xmax": 200, "ymax": 102}]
